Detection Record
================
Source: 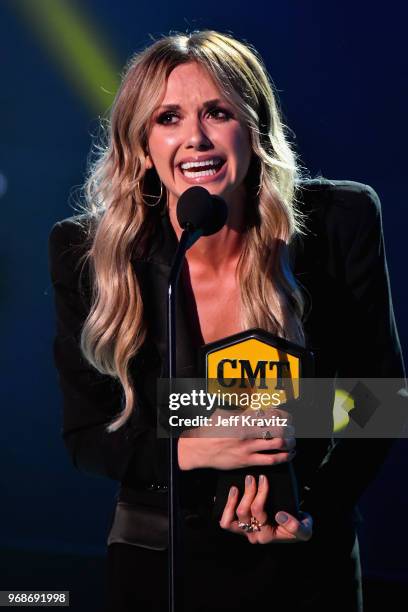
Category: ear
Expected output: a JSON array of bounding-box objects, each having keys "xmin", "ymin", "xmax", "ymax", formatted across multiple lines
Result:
[{"xmin": 145, "ymin": 152, "xmax": 153, "ymax": 170}]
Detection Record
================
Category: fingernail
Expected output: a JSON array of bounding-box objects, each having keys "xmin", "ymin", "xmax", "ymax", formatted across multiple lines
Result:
[
  {"xmin": 229, "ymin": 486, "xmax": 237, "ymax": 497},
  {"xmin": 275, "ymin": 511, "xmax": 289, "ymax": 524},
  {"xmin": 259, "ymin": 474, "xmax": 266, "ymax": 484},
  {"xmin": 245, "ymin": 475, "xmax": 253, "ymax": 485}
]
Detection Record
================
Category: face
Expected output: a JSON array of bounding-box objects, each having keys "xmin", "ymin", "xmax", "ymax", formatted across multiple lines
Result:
[{"xmin": 146, "ymin": 62, "xmax": 252, "ymax": 217}]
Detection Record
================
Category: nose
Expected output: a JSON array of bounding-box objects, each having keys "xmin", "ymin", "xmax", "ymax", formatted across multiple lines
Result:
[{"xmin": 184, "ymin": 116, "xmax": 212, "ymax": 150}]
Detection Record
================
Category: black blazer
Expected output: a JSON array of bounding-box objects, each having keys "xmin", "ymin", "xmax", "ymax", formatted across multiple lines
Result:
[{"xmin": 48, "ymin": 179, "xmax": 406, "ymax": 548}]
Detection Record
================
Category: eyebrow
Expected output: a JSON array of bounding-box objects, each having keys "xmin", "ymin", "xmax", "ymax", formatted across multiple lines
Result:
[{"xmin": 155, "ymin": 98, "xmax": 226, "ymax": 112}]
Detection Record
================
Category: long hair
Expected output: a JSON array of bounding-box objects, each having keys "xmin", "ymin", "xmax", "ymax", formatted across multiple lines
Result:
[{"xmin": 75, "ymin": 30, "xmax": 306, "ymax": 432}]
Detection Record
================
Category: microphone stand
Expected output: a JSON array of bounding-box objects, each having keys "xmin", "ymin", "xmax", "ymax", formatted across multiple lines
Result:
[{"xmin": 167, "ymin": 228, "xmax": 201, "ymax": 612}]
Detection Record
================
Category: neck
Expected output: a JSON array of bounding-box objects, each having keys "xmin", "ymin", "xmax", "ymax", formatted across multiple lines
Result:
[{"xmin": 168, "ymin": 197, "xmax": 246, "ymax": 273}]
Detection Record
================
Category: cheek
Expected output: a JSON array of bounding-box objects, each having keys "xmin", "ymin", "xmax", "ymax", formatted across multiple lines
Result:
[{"xmin": 148, "ymin": 131, "xmax": 179, "ymax": 167}]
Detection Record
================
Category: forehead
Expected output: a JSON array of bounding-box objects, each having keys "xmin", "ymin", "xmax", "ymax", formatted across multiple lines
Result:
[{"xmin": 161, "ymin": 62, "xmax": 223, "ymax": 105}]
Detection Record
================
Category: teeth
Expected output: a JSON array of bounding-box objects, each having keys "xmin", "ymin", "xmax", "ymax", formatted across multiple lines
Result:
[
  {"xmin": 180, "ymin": 158, "xmax": 222, "ymax": 170},
  {"xmin": 179, "ymin": 158, "xmax": 224, "ymax": 179},
  {"xmin": 183, "ymin": 168, "xmax": 218, "ymax": 178}
]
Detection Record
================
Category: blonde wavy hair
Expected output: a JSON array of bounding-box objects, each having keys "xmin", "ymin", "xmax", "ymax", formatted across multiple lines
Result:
[{"xmin": 76, "ymin": 30, "xmax": 306, "ymax": 432}]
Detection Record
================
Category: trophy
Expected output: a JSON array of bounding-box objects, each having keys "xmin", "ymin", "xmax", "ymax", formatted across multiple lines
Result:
[{"xmin": 200, "ymin": 329, "xmax": 314, "ymax": 523}]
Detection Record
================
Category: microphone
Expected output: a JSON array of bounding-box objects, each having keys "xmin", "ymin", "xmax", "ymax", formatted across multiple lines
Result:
[{"xmin": 176, "ymin": 186, "xmax": 228, "ymax": 240}]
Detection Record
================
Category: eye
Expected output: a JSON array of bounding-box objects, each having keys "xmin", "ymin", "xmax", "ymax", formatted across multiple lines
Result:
[
  {"xmin": 206, "ymin": 106, "xmax": 233, "ymax": 121},
  {"xmin": 156, "ymin": 111, "xmax": 179, "ymax": 125}
]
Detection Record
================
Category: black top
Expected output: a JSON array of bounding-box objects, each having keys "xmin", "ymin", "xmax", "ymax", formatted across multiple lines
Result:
[{"xmin": 48, "ymin": 179, "xmax": 406, "ymax": 547}]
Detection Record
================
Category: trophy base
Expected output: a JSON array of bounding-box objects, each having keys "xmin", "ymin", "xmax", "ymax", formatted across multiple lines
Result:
[{"xmin": 212, "ymin": 462, "xmax": 300, "ymax": 523}]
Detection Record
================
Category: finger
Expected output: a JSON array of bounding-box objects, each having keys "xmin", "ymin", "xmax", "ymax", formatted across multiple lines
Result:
[
  {"xmin": 275, "ymin": 511, "xmax": 313, "ymax": 541},
  {"xmin": 250, "ymin": 474, "xmax": 269, "ymax": 527},
  {"xmin": 259, "ymin": 424, "xmax": 295, "ymax": 438},
  {"xmin": 235, "ymin": 474, "xmax": 257, "ymax": 524},
  {"xmin": 246, "ymin": 449, "xmax": 296, "ymax": 467},
  {"xmin": 219, "ymin": 486, "xmax": 239, "ymax": 529},
  {"xmin": 246, "ymin": 436, "xmax": 295, "ymax": 453},
  {"xmin": 272, "ymin": 424, "xmax": 295, "ymax": 438},
  {"xmin": 241, "ymin": 423, "xmax": 295, "ymax": 441},
  {"xmin": 257, "ymin": 436, "xmax": 296, "ymax": 451}
]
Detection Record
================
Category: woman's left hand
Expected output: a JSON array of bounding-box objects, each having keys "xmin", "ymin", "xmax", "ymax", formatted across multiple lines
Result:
[{"xmin": 219, "ymin": 474, "xmax": 313, "ymax": 544}]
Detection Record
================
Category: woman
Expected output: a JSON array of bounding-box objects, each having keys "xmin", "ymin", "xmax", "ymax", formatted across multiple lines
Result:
[{"xmin": 49, "ymin": 31, "xmax": 405, "ymax": 611}]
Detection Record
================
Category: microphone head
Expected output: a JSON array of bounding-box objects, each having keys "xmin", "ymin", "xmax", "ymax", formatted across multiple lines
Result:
[{"xmin": 176, "ymin": 186, "xmax": 228, "ymax": 236}]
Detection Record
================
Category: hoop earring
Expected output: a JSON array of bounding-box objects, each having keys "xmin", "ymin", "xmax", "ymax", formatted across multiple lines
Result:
[{"xmin": 142, "ymin": 180, "xmax": 163, "ymax": 207}]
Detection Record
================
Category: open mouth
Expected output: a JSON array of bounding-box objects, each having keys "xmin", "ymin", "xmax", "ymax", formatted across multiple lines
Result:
[{"xmin": 179, "ymin": 157, "xmax": 226, "ymax": 179}]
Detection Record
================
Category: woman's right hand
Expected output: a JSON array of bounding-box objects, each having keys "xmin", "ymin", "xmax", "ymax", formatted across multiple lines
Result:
[{"xmin": 177, "ymin": 408, "xmax": 295, "ymax": 471}]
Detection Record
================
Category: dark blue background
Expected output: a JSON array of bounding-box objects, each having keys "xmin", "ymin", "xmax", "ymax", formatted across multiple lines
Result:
[{"xmin": 1, "ymin": 0, "xmax": 407, "ymax": 608}]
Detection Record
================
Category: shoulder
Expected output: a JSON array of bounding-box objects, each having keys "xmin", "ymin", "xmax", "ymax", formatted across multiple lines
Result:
[
  {"xmin": 295, "ymin": 178, "xmax": 383, "ymax": 260},
  {"xmin": 48, "ymin": 213, "xmax": 96, "ymax": 250},
  {"xmin": 48, "ymin": 213, "xmax": 97, "ymax": 289},
  {"xmin": 296, "ymin": 178, "xmax": 381, "ymax": 235}
]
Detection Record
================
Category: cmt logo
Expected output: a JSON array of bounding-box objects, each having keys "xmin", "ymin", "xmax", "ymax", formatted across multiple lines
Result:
[
  {"xmin": 206, "ymin": 337, "xmax": 300, "ymax": 400},
  {"xmin": 217, "ymin": 359, "xmax": 290, "ymax": 389}
]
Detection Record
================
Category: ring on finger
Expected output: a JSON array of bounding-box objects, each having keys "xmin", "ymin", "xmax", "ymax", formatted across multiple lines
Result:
[
  {"xmin": 238, "ymin": 517, "xmax": 266, "ymax": 533},
  {"xmin": 250, "ymin": 516, "xmax": 266, "ymax": 532},
  {"xmin": 237, "ymin": 521, "xmax": 253, "ymax": 532}
]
